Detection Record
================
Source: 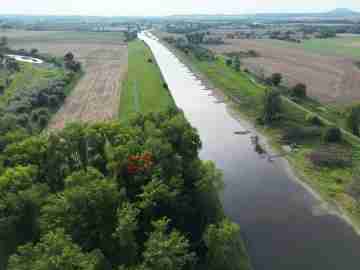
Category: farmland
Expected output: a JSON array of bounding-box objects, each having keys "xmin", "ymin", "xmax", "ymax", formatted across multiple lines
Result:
[
  {"xmin": 3, "ymin": 30, "xmax": 128, "ymax": 128},
  {"xmin": 119, "ymin": 40, "xmax": 175, "ymax": 121},
  {"xmin": 205, "ymin": 37, "xmax": 360, "ymax": 105},
  {"xmin": 264, "ymin": 35, "xmax": 360, "ymax": 58}
]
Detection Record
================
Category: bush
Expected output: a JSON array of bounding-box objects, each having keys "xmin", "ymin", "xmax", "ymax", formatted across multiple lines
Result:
[
  {"xmin": 225, "ymin": 58, "xmax": 233, "ymax": 66},
  {"xmin": 282, "ymin": 126, "xmax": 322, "ymax": 143},
  {"xmin": 306, "ymin": 113, "xmax": 323, "ymax": 126},
  {"xmin": 270, "ymin": 73, "xmax": 282, "ymax": 86},
  {"xmin": 262, "ymin": 89, "xmax": 282, "ymax": 124},
  {"xmin": 324, "ymin": 127, "xmax": 342, "ymax": 143},
  {"xmin": 309, "ymin": 145, "xmax": 352, "ymax": 168},
  {"xmin": 292, "ymin": 83, "xmax": 307, "ymax": 99}
]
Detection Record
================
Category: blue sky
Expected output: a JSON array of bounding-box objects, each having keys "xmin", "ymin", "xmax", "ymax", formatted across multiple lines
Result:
[{"xmin": 1, "ymin": 0, "xmax": 360, "ymax": 16}]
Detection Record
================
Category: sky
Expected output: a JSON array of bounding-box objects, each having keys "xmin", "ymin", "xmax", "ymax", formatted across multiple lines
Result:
[{"xmin": 1, "ymin": 0, "xmax": 360, "ymax": 16}]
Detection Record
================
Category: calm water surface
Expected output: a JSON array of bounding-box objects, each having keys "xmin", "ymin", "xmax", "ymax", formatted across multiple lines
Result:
[{"xmin": 139, "ymin": 32, "xmax": 360, "ymax": 270}]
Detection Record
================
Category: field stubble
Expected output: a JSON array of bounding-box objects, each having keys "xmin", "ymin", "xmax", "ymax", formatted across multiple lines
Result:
[{"xmin": 205, "ymin": 39, "xmax": 360, "ymax": 104}]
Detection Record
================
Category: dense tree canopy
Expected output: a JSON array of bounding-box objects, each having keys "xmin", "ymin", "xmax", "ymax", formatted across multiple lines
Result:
[{"xmin": 0, "ymin": 109, "xmax": 247, "ymax": 270}]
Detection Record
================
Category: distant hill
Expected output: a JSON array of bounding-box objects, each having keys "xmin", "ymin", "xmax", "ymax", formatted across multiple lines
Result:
[{"xmin": 325, "ymin": 8, "xmax": 359, "ymax": 16}]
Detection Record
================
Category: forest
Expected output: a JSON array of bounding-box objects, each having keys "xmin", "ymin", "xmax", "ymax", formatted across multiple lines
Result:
[{"xmin": 0, "ymin": 109, "xmax": 250, "ymax": 270}]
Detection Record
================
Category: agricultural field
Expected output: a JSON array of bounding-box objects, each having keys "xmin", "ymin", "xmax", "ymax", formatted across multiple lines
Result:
[
  {"xmin": 205, "ymin": 37, "xmax": 360, "ymax": 105},
  {"xmin": 2, "ymin": 30, "xmax": 128, "ymax": 128},
  {"xmin": 119, "ymin": 40, "xmax": 175, "ymax": 121},
  {"xmin": 265, "ymin": 35, "xmax": 360, "ymax": 58}
]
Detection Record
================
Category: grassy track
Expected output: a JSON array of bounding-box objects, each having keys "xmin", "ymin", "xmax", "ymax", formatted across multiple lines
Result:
[
  {"xmin": 175, "ymin": 47, "xmax": 360, "ymax": 227},
  {"xmin": 119, "ymin": 40, "xmax": 175, "ymax": 121}
]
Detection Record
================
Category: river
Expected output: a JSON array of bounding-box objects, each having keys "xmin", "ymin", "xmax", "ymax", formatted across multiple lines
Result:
[{"xmin": 139, "ymin": 32, "xmax": 360, "ymax": 270}]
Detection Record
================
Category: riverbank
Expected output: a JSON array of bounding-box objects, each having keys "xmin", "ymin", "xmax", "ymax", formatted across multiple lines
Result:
[
  {"xmin": 156, "ymin": 34, "xmax": 360, "ymax": 234},
  {"xmin": 119, "ymin": 40, "xmax": 175, "ymax": 122}
]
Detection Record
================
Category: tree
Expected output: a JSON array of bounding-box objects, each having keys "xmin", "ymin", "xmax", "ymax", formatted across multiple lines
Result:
[
  {"xmin": 225, "ymin": 58, "xmax": 233, "ymax": 66},
  {"xmin": 347, "ymin": 106, "xmax": 360, "ymax": 136},
  {"xmin": 5, "ymin": 58, "xmax": 20, "ymax": 72},
  {"xmin": 30, "ymin": 48, "xmax": 39, "ymax": 56},
  {"xmin": 142, "ymin": 217, "xmax": 195, "ymax": 270},
  {"xmin": 324, "ymin": 127, "xmax": 342, "ymax": 143},
  {"xmin": 270, "ymin": 73, "xmax": 282, "ymax": 86},
  {"xmin": 40, "ymin": 179, "xmax": 123, "ymax": 258},
  {"xmin": 262, "ymin": 89, "xmax": 282, "ymax": 124},
  {"xmin": 113, "ymin": 202, "xmax": 140, "ymax": 265},
  {"xmin": 7, "ymin": 229, "xmax": 103, "ymax": 270},
  {"xmin": 233, "ymin": 56, "xmax": 241, "ymax": 72},
  {"xmin": 0, "ymin": 166, "xmax": 49, "ymax": 268},
  {"xmin": 204, "ymin": 219, "xmax": 247, "ymax": 270},
  {"xmin": 64, "ymin": 52, "xmax": 75, "ymax": 62},
  {"xmin": 0, "ymin": 36, "xmax": 8, "ymax": 52},
  {"xmin": 292, "ymin": 83, "xmax": 307, "ymax": 99}
]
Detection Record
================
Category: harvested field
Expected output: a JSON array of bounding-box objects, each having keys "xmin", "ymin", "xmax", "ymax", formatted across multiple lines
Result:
[
  {"xmin": 49, "ymin": 47, "xmax": 128, "ymax": 129},
  {"xmin": 6, "ymin": 31, "xmax": 128, "ymax": 128},
  {"xmin": 205, "ymin": 39, "xmax": 360, "ymax": 104}
]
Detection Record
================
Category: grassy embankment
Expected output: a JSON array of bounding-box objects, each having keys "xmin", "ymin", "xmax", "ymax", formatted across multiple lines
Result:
[
  {"xmin": 173, "ymin": 48, "xmax": 360, "ymax": 227},
  {"xmin": 119, "ymin": 40, "xmax": 175, "ymax": 122}
]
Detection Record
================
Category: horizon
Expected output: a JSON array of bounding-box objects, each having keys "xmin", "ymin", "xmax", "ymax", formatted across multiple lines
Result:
[
  {"xmin": 1, "ymin": 0, "xmax": 360, "ymax": 17},
  {"xmin": 0, "ymin": 9, "xmax": 359, "ymax": 18}
]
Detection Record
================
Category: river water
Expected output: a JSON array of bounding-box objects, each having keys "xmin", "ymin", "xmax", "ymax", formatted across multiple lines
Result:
[{"xmin": 139, "ymin": 32, "xmax": 360, "ymax": 270}]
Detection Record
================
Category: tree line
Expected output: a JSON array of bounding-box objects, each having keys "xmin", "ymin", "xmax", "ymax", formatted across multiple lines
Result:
[{"xmin": 0, "ymin": 109, "xmax": 250, "ymax": 270}]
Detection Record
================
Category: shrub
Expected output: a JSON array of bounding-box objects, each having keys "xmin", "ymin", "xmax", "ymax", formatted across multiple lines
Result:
[
  {"xmin": 225, "ymin": 58, "xmax": 233, "ymax": 66},
  {"xmin": 270, "ymin": 73, "xmax": 282, "ymax": 86},
  {"xmin": 309, "ymin": 145, "xmax": 352, "ymax": 168},
  {"xmin": 306, "ymin": 113, "xmax": 323, "ymax": 126},
  {"xmin": 324, "ymin": 127, "xmax": 342, "ymax": 143},
  {"xmin": 262, "ymin": 89, "xmax": 282, "ymax": 124},
  {"xmin": 292, "ymin": 83, "xmax": 307, "ymax": 99},
  {"xmin": 282, "ymin": 126, "xmax": 322, "ymax": 143},
  {"xmin": 248, "ymin": 50, "xmax": 259, "ymax": 57}
]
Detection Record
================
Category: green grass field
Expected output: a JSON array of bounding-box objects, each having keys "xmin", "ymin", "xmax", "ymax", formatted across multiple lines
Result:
[
  {"xmin": 0, "ymin": 63, "xmax": 64, "ymax": 106},
  {"xmin": 119, "ymin": 40, "xmax": 175, "ymax": 121},
  {"xmin": 265, "ymin": 36, "xmax": 360, "ymax": 58}
]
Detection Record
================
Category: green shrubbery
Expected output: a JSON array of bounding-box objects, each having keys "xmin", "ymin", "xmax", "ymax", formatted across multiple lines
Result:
[
  {"xmin": 0, "ymin": 53, "xmax": 82, "ymax": 152},
  {"xmin": 306, "ymin": 113, "xmax": 323, "ymax": 126},
  {"xmin": 1, "ymin": 110, "xmax": 249, "ymax": 270},
  {"xmin": 282, "ymin": 125, "xmax": 323, "ymax": 143},
  {"xmin": 324, "ymin": 127, "xmax": 342, "ymax": 143}
]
